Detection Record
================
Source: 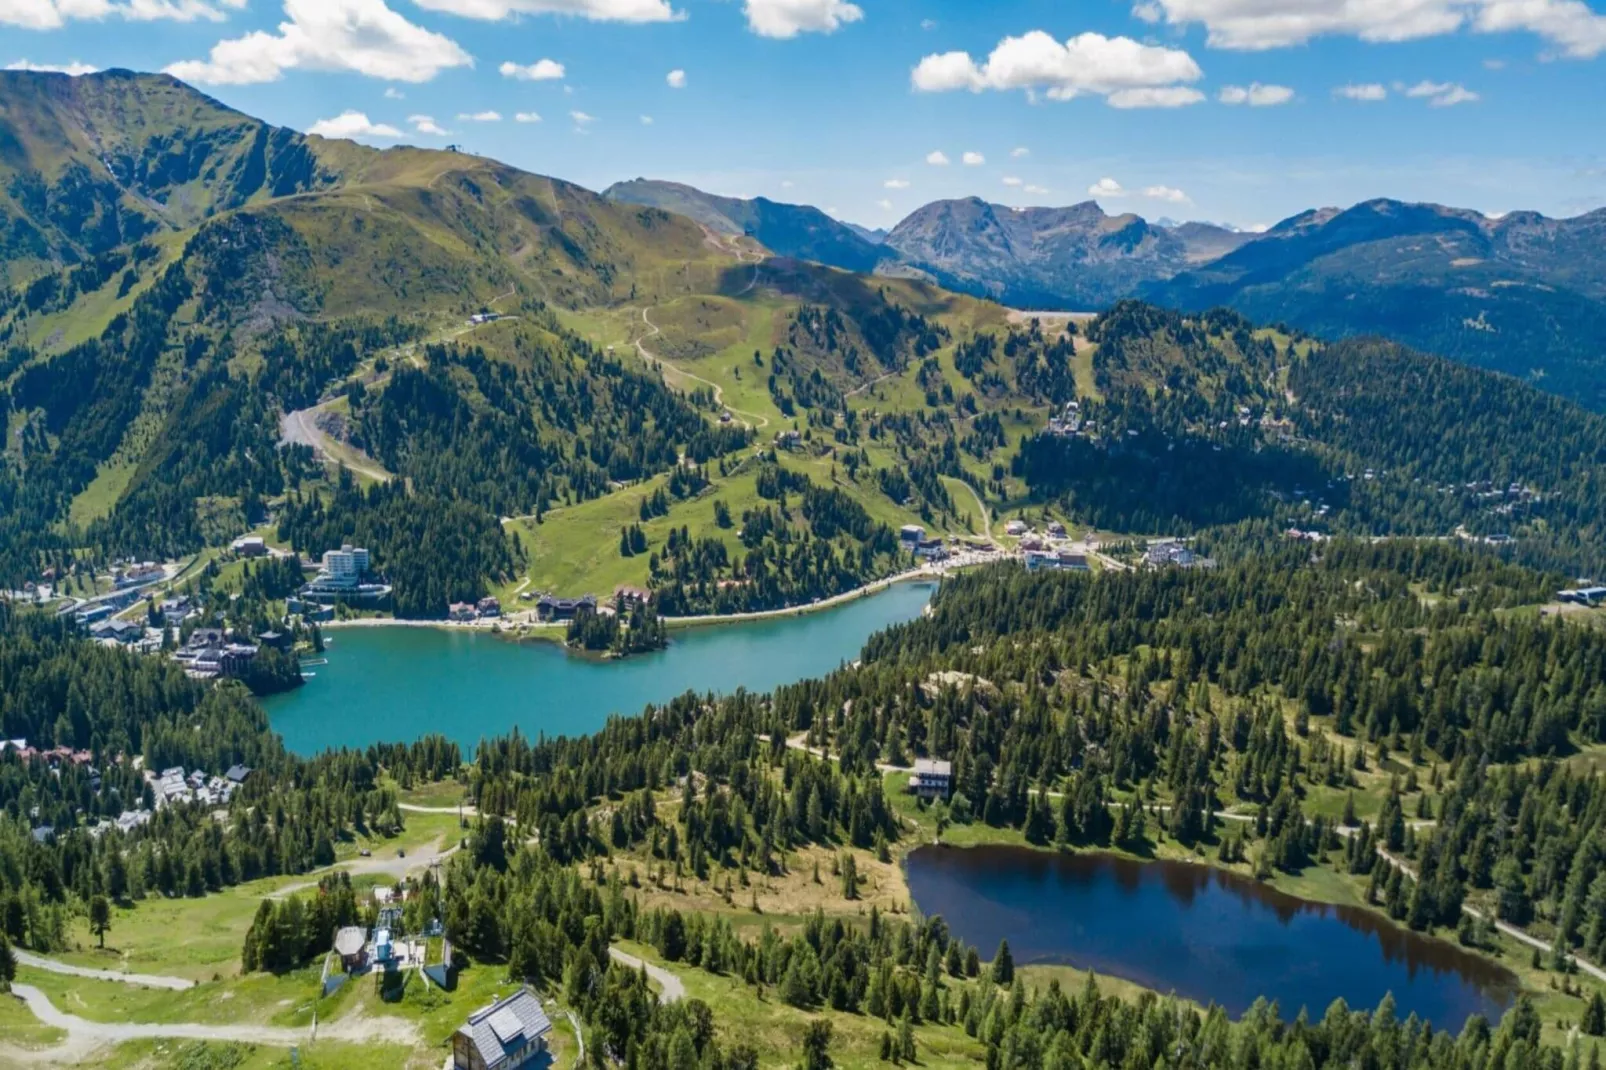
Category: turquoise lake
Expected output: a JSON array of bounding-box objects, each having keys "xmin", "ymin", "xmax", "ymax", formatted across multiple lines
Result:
[{"xmin": 264, "ymin": 580, "xmax": 936, "ymax": 754}]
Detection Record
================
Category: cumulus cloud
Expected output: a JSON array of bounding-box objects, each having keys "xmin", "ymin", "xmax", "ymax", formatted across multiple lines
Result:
[
  {"xmin": 384, "ymin": 86, "xmax": 405, "ymax": 98},
  {"xmin": 1335, "ymin": 82, "xmax": 1388, "ymax": 100},
  {"xmin": 911, "ymin": 30, "xmax": 1203, "ymax": 108},
  {"xmin": 640, "ymin": 114, "xmax": 653, "ymax": 123},
  {"xmin": 962, "ymin": 151, "xmax": 985, "ymax": 165},
  {"xmin": 1088, "ymin": 177, "xmax": 1126, "ymax": 197},
  {"xmin": 2, "ymin": 0, "xmax": 239, "ymax": 31},
  {"xmin": 500, "ymin": 58, "xmax": 564, "ymax": 80},
  {"xmin": 743, "ymin": 0, "xmax": 862, "ymax": 38},
  {"xmin": 1144, "ymin": 184, "xmax": 1191, "ymax": 203},
  {"xmin": 884, "ymin": 178, "xmax": 911, "ymax": 189},
  {"xmin": 1024, "ymin": 184, "xmax": 1050, "ymax": 194},
  {"xmin": 457, "ymin": 109, "xmax": 501, "ymax": 120},
  {"xmin": 925, "ymin": 150, "xmax": 950, "ymax": 165},
  {"xmin": 1011, "ymin": 146, "xmax": 1030, "ymax": 157},
  {"xmin": 4, "ymin": 59, "xmax": 100, "ymax": 74},
  {"xmin": 514, "ymin": 111, "xmax": 541, "ymax": 121},
  {"xmin": 877, "ymin": 198, "xmax": 893, "ymax": 210},
  {"xmin": 1002, "ymin": 176, "xmax": 1023, "ymax": 186},
  {"xmin": 412, "ymin": 0, "xmax": 676, "ymax": 23},
  {"xmin": 1218, "ymin": 82, "xmax": 1294, "ymax": 105},
  {"xmin": 1403, "ymin": 78, "xmax": 1481, "ymax": 105},
  {"xmin": 308, "ymin": 110, "xmax": 402, "ymax": 139},
  {"xmin": 1134, "ymin": 0, "xmax": 1606, "ymax": 59},
  {"xmin": 666, "ymin": 67, "xmax": 686, "ymax": 87},
  {"xmin": 408, "ymin": 113, "xmax": 449, "ymax": 134},
  {"xmin": 164, "ymin": 0, "xmax": 471, "ymax": 84},
  {"xmin": 570, "ymin": 109, "xmax": 595, "ymax": 124}
]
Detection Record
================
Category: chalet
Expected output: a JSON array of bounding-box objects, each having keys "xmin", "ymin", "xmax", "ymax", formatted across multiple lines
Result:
[
  {"xmin": 909, "ymin": 758, "xmax": 952, "ymax": 801},
  {"xmin": 899, "ymin": 524, "xmax": 926, "ymax": 547},
  {"xmin": 535, "ymin": 594, "xmax": 597, "ymax": 622},
  {"xmin": 449, "ymin": 603, "xmax": 479, "ymax": 622},
  {"xmin": 452, "ymin": 989, "xmax": 553, "ymax": 1070},
  {"xmin": 1003, "ymin": 520, "xmax": 1029, "ymax": 536},
  {"xmin": 231, "ymin": 536, "xmax": 268, "ymax": 558},
  {"xmin": 476, "ymin": 596, "xmax": 502, "ymax": 618},
  {"xmin": 613, "ymin": 585, "xmax": 652, "ymax": 606},
  {"xmin": 225, "ymin": 764, "xmax": 253, "ymax": 785},
  {"xmin": 914, "ymin": 538, "xmax": 948, "ymax": 561}
]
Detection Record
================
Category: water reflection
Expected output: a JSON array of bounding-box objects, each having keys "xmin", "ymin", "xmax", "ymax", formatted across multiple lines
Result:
[{"xmin": 905, "ymin": 844, "xmax": 1517, "ymax": 1027}]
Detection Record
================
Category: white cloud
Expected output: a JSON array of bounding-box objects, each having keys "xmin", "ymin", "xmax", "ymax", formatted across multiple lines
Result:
[
  {"xmin": 1011, "ymin": 146, "xmax": 1030, "ymax": 157},
  {"xmin": 911, "ymin": 30, "xmax": 1203, "ymax": 108},
  {"xmin": 570, "ymin": 109, "xmax": 595, "ymax": 124},
  {"xmin": 1218, "ymin": 82, "xmax": 1294, "ymax": 105},
  {"xmin": 2, "ymin": 0, "xmax": 234, "ymax": 31},
  {"xmin": 666, "ymin": 67, "xmax": 685, "ymax": 87},
  {"xmin": 780, "ymin": 179, "xmax": 794, "ymax": 188},
  {"xmin": 925, "ymin": 150, "xmax": 951, "ymax": 165},
  {"xmin": 1335, "ymin": 82, "xmax": 1388, "ymax": 100},
  {"xmin": 1088, "ymin": 177, "xmax": 1126, "ymax": 197},
  {"xmin": 1107, "ymin": 86, "xmax": 1206, "ymax": 107},
  {"xmin": 920, "ymin": 17, "xmax": 935, "ymax": 29},
  {"xmin": 514, "ymin": 111, "xmax": 541, "ymax": 122},
  {"xmin": 384, "ymin": 86, "xmax": 405, "ymax": 98},
  {"xmin": 457, "ymin": 109, "xmax": 501, "ymax": 121},
  {"xmin": 4, "ymin": 59, "xmax": 100, "ymax": 74},
  {"xmin": 877, "ymin": 198, "xmax": 893, "ymax": 211},
  {"xmin": 308, "ymin": 110, "xmax": 402, "ymax": 139},
  {"xmin": 412, "ymin": 0, "xmax": 677, "ymax": 23},
  {"xmin": 1143, "ymin": 184, "xmax": 1191, "ymax": 203},
  {"xmin": 962, "ymin": 151, "xmax": 985, "ymax": 165},
  {"xmin": 164, "ymin": 0, "xmax": 471, "ymax": 84},
  {"xmin": 1002, "ymin": 176, "xmax": 1023, "ymax": 186},
  {"xmin": 743, "ymin": 0, "xmax": 862, "ymax": 38},
  {"xmin": 1483, "ymin": 56, "xmax": 1507, "ymax": 68},
  {"xmin": 408, "ymin": 113, "xmax": 449, "ymax": 134},
  {"xmin": 1403, "ymin": 78, "xmax": 1481, "ymax": 105},
  {"xmin": 884, "ymin": 178, "xmax": 911, "ymax": 189},
  {"xmin": 1135, "ymin": 0, "xmax": 1606, "ymax": 59},
  {"xmin": 499, "ymin": 58, "xmax": 564, "ymax": 80},
  {"xmin": 1024, "ymin": 184, "xmax": 1050, "ymax": 194},
  {"xmin": 640, "ymin": 114, "xmax": 653, "ymax": 123}
]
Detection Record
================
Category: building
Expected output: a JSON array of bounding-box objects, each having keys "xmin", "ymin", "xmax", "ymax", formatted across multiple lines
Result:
[
  {"xmin": 225, "ymin": 764, "xmax": 253, "ymax": 785},
  {"xmin": 334, "ymin": 926, "xmax": 367, "ymax": 971},
  {"xmin": 1559, "ymin": 586, "xmax": 1606, "ymax": 606},
  {"xmin": 476, "ymin": 596, "xmax": 501, "ymax": 618},
  {"xmin": 910, "ymin": 758, "xmax": 953, "ymax": 800},
  {"xmin": 452, "ymin": 989, "xmax": 553, "ymax": 1070},
  {"xmin": 322, "ymin": 545, "xmax": 370, "ymax": 581},
  {"xmin": 1025, "ymin": 550, "xmax": 1089, "ymax": 572},
  {"xmin": 899, "ymin": 524, "xmax": 926, "ymax": 548},
  {"xmin": 535, "ymin": 594, "xmax": 596, "ymax": 622},
  {"xmin": 1003, "ymin": 519, "xmax": 1029, "ymax": 536},
  {"xmin": 614, "ymin": 585, "xmax": 652, "ymax": 606},
  {"xmin": 115, "ymin": 562, "xmax": 164, "ymax": 589},
  {"xmin": 914, "ymin": 538, "xmax": 948, "ymax": 561},
  {"xmin": 231, "ymin": 536, "xmax": 267, "ymax": 557},
  {"xmin": 1046, "ymin": 521, "xmax": 1067, "ymax": 538},
  {"xmin": 449, "ymin": 602, "xmax": 479, "ymax": 622},
  {"xmin": 301, "ymin": 544, "xmax": 391, "ymax": 604}
]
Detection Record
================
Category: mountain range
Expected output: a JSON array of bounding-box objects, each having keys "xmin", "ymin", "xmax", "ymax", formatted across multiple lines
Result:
[{"xmin": 605, "ymin": 178, "xmax": 1606, "ymax": 411}]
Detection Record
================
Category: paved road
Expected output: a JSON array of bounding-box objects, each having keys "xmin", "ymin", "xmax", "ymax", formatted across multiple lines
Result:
[
  {"xmin": 607, "ymin": 948, "xmax": 685, "ymax": 1003},
  {"xmin": 278, "ymin": 403, "xmax": 393, "ymax": 483},
  {"xmin": 268, "ymin": 837, "xmax": 457, "ymax": 898},
  {"xmin": 13, "ymin": 950, "xmax": 194, "ymax": 990}
]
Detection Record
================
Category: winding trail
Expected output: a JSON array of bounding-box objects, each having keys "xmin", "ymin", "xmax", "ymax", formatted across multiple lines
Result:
[
  {"xmin": 267, "ymin": 837, "xmax": 458, "ymax": 899},
  {"xmin": 12, "ymin": 951, "xmax": 194, "ymax": 991},
  {"xmin": 635, "ymin": 307, "xmax": 771, "ymax": 431},
  {"xmin": 607, "ymin": 948, "xmax": 685, "ymax": 1003}
]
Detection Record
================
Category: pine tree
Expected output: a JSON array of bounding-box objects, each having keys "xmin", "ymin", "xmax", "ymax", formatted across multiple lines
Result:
[{"xmin": 991, "ymin": 939, "xmax": 1014, "ymax": 986}]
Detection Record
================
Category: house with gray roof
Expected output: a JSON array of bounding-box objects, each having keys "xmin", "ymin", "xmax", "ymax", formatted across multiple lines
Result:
[{"xmin": 452, "ymin": 988, "xmax": 552, "ymax": 1070}]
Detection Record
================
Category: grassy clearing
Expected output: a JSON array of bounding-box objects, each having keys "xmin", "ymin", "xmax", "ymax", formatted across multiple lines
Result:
[
  {"xmin": 612, "ymin": 939, "xmax": 988, "ymax": 1069},
  {"xmin": 0, "ymin": 987, "xmax": 68, "ymax": 1050},
  {"xmin": 94, "ymin": 1038, "xmax": 418, "ymax": 1070},
  {"xmin": 17, "ymin": 965, "xmax": 324, "ymax": 1027}
]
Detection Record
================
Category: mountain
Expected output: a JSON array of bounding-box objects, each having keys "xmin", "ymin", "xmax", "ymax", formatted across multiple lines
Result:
[
  {"xmin": 1146, "ymin": 198, "xmax": 1606, "ymax": 410},
  {"xmin": 880, "ymin": 197, "xmax": 1253, "ymax": 309},
  {"xmin": 602, "ymin": 178, "xmax": 887, "ymax": 273}
]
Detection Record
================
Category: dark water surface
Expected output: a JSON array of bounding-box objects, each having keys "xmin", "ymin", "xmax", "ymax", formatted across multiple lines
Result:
[
  {"xmin": 265, "ymin": 580, "xmax": 935, "ymax": 754},
  {"xmin": 906, "ymin": 844, "xmax": 1517, "ymax": 1027}
]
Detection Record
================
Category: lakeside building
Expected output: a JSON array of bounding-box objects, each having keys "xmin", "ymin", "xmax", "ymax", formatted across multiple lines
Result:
[
  {"xmin": 914, "ymin": 538, "xmax": 948, "ymax": 561},
  {"xmin": 300, "ymin": 544, "xmax": 392, "ymax": 605},
  {"xmin": 535, "ymin": 594, "xmax": 597, "ymax": 622},
  {"xmin": 452, "ymin": 989, "xmax": 552, "ymax": 1070},
  {"xmin": 899, "ymin": 524, "xmax": 926, "ymax": 548},
  {"xmin": 170, "ymin": 627, "xmax": 259, "ymax": 681},
  {"xmin": 910, "ymin": 758, "xmax": 953, "ymax": 800}
]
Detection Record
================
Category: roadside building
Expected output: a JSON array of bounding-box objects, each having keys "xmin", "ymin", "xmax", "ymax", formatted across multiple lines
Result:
[
  {"xmin": 910, "ymin": 758, "xmax": 953, "ymax": 800},
  {"xmin": 451, "ymin": 989, "xmax": 553, "ymax": 1070},
  {"xmin": 334, "ymin": 926, "xmax": 367, "ymax": 971},
  {"xmin": 899, "ymin": 524, "xmax": 926, "ymax": 548},
  {"xmin": 231, "ymin": 536, "xmax": 268, "ymax": 557}
]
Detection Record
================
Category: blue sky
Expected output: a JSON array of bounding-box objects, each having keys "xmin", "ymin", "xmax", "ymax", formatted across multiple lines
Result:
[{"xmin": 6, "ymin": 0, "xmax": 1605, "ymax": 230}]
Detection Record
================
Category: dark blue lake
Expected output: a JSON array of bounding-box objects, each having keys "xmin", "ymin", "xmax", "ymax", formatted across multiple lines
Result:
[{"xmin": 906, "ymin": 844, "xmax": 1517, "ymax": 1028}]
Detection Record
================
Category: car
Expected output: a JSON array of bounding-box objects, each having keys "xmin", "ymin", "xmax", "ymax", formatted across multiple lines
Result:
[
  {"xmin": 359, "ymin": 848, "xmax": 371, "ymax": 857},
  {"xmin": 396, "ymin": 847, "xmax": 406, "ymax": 858}
]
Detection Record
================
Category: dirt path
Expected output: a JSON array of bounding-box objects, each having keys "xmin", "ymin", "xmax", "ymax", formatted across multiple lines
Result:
[
  {"xmin": 635, "ymin": 307, "xmax": 771, "ymax": 431},
  {"xmin": 607, "ymin": 948, "xmax": 685, "ymax": 1003},
  {"xmin": 13, "ymin": 951, "xmax": 194, "ymax": 991},
  {"xmin": 7, "ymin": 983, "xmax": 421, "ymax": 1065},
  {"xmin": 267, "ymin": 837, "xmax": 456, "ymax": 899},
  {"xmin": 278, "ymin": 403, "xmax": 393, "ymax": 483},
  {"xmin": 950, "ymin": 477, "xmax": 994, "ymax": 543},
  {"xmin": 658, "ymin": 568, "xmax": 939, "ymax": 626}
]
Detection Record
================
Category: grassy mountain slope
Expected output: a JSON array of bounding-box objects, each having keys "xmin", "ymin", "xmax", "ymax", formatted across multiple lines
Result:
[
  {"xmin": 1146, "ymin": 198, "xmax": 1606, "ymax": 410},
  {"xmin": 604, "ymin": 178, "xmax": 888, "ymax": 274}
]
